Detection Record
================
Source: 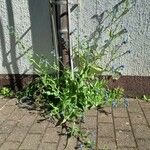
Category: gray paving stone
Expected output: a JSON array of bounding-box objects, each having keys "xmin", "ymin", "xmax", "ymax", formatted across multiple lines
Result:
[
  {"xmin": 113, "ymin": 107, "xmax": 128, "ymax": 118},
  {"xmin": 98, "ymin": 107, "xmax": 113, "ymax": 123},
  {"xmin": 147, "ymin": 117, "xmax": 150, "ymax": 126},
  {"xmin": 137, "ymin": 138, "xmax": 150, "ymax": 150},
  {"xmin": 5, "ymin": 99, "xmax": 17, "ymax": 106},
  {"xmin": 0, "ymin": 98, "xmax": 150, "ymax": 149},
  {"xmin": 116, "ymin": 131, "xmax": 136, "ymax": 147},
  {"xmin": 132, "ymin": 124, "xmax": 150, "ymax": 139},
  {"xmin": 0, "ymin": 141, "xmax": 20, "ymax": 150},
  {"xmin": 0, "ymin": 99, "xmax": 9, "ymax": 108},
  {"xmin": 98, "ymin": 123, "xmax": 114, "ymax": 138},
  {"xmin": 139, "ymin": 100, "xmax": 150, "ymax": 109},
  {"xmin": 17, "ymin": 113, "xmax": 37, "ymax": 127},
  {"xmin": 85, "ymin": 109, "xmax": 97, "ymax": 116},
  {"xmin": 81, "ymin": 116, "xmax": 97, "ymax": 129},
  {"xmin": 7, "ymin": 108, "xmax": 27, "ymax": 121},
  {"xmin": 29, "ymin": 120, "xmax": 48, "ymax": 134},
  {"xmin": 127, "ymin": 99, "xmax": 142, "ymax": 113},
  {"xmin": 0, "ymin": 134, "xmax": 8, "ymax": 145},
  {"xmin": 38, "ymin": 142, "xmax": 57, "ymax": 150},
  {"xmin": 57, "ymin": 136, "xmax": 77, "ymax": 150},
  {"xmin": 0, "ymin": 120, "xmax": 17, "ymax": 134},
  {"xmin": 19, "ymin": 134, "xmax": 41, "ymax": 150},
  {"xmin": 42, "ymin": 127, "xmax": 59, "ymax": 143},
  {"xmin": 114, "ymin": 117, "xmax": 131, "ymax": 131},
  {"xmin": 0, "ymin": 105, "xmax": 16, "ymax": 117},
  {"xmin": 129, "ymin": 113, "xmax": 147, "ymax": 125},
  {"xmin": 98, "ymin": 137, "xmax": 116, "ymax": 150},
  {"xmin": 7, "ymin": 126, "xmax": 29, "ymax": 142},
  {"xmin": 143, "ymin": 108, "xmax": 150, "ymax": 118},
  {"xmin": 117, "ymin": 147, "xmax": 137, "ymax": 150}
]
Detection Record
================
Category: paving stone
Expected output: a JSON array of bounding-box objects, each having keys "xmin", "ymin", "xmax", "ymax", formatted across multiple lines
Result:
[
  {"xmin": 7, "ymin": 108, "xmax": 27, "ymax": 121},
  {"xmin": 114, "ymin": 117, "xmax": 131, "ymax": 131},
  {"xmin": 113, "ymin": 107, "xmax": 128, "ymax": 118},
  {"xmin": 143, "ymin": 108, "xmax": 150, "ymax": 118},
  {"xmin": 0, "ymin": 120, "xmax": 17, "ymax": 134},
  {"xmin": 98, "ymin": 137, "xmax": 116, "ymax": 150},
  {"xmin": 18, "ymin": 113, "xmax": 37, "ymax": 127},
  {"xmin": 85, "ymin": 109, "xmax": 97, "ymax": 116},
  {"xmin": 0, "ymin": 105, "xmax": 16, "ymax": 117},
  {"xmin": 82, "ymin": 116, "xmax": 97, "ymax": 129},
  {"xmin": 132, "ymin": 124, "xmax": 150, "ymax": 139},
  {"xmin": 129, "ymin": 113, "xmax": 147, "ymax": 125},
  {"xmin": 0, "ymin": 97, "xmax": 150, "ymax": 149},
  {"xmin": 127, "ymin": 99, "xmax": 142, "ymax": 113},
  {"xmin": 99, "ymin": 107, "xmax": 112, "ymax": 113},
  {"xmin": 117, "ymin": 147, "xmax": 137, "ymax": 150},
  {"xmin": 98, "ymin": 123, "xmax": 114, "ymax": 138},
  {"xmin": 147, "ymin": 118, "xmax": 150, "ymax": 126},
  {"xmin": 19, "ymin": 134, "xmax": 41, "ymax": 150},
  {"xmin": 5, "ymin": 99, "xmax": 17, "ymax": 106},
  {"xmin": 0, "ymin": 134, "xmax": 8, "ymax": 145},
  {"xmin": 57, "ymin": 136, "xmax": 77, "ymax": 150},
  {"xmin": 0, "ymin": 141, "xmax": 20, "ymax": 150},
  {"xmin": 42, "ymin": 127, "xmax": 59, "ymax": 143},
  {"xmin": 7, "ymin": 126, "xmax": 29, "ymax": 142},
  {"xmin": 116, "ymin": 131, "xmax": 136, "ymax": 147},
  {"xmin": 0, "ymin": 117, "xmax": 5, "ymax": 125},
  {"xmin": 29, "ymin": 120, "xmax": 48, "ymax": 134},
  {"xmin": 38, "ymin": 142, "xmax": 57, "ymax": 150},
  {"xmin": 48, "ymin": 121, "xmax": 56, "ymax": 128},
  {"xmin": 142, "ymin": 108, "xmax": 150, "ymax": 126},
  {"xmin": 0, "ymin": 99, "xmax": 8, "ymax": 108},
  {"xmin": 139, "ymin": 100, "xmax": 150, "ymax": 109},
  {"xmin": 137, "ymin": 138, "xmax": 150, "ymax": 150},
  {"xmin": 98, "ymin": 107, "xmax": 112, "ymax": 123}
]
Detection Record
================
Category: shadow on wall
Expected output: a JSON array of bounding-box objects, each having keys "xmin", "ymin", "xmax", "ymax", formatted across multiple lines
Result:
[
  {"xmin": 0, "ymin": 0, "xmax": 22, "ymax": 91},
  {"xmin": 0, "ymin": 0, "xmax": 54, "ymax": 91}
]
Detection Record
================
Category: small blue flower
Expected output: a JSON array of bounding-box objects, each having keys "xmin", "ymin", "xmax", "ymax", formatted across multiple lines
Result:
[
  {"xmin": 119, "ymin": 65, "xmax": 125, "ymax": 70},
  {"xmin": 112, "ymin": 101, "xmax": 117, "ymax": 108},
  {"xmin": 124, "ymin": 98, "xmax": 129, "ymax": 108},
  {"xmin": 79, "ymin": 143, "xmax": 84, "ymax": 150}
]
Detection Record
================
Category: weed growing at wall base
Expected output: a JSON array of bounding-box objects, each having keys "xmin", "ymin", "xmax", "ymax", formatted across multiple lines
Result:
[
  {"xmin": 0, "ymin": 87, "xmax": 13, "ymax": 97},
  {"xmin": 16, "ymin": 0, "xmax": 136, "ymax": 149},
  {"xmin": 17, "ymin": 56, "xmax": 123, "ymax": 149}
]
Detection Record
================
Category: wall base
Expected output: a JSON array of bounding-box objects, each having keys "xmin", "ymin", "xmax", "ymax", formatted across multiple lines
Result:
[
  {"xmin": 108, "ymin": 76, "xmax": 150, "ymax": 98},
  {"xmin": 0, "ymin": 74, "xmax": 150, "ymax": 97},
  {"xmin": 0, "ymin": 74, "xmax": 36, "ymax": 91}
]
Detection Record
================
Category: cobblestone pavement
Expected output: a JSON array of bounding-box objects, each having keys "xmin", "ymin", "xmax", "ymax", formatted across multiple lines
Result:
[{"xmin": 0, "ymin": 96, "xmax": 150, "ymax": 150}]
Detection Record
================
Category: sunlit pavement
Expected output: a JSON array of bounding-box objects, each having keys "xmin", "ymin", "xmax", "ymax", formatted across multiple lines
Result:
[{"xmin": 0, "ymin": 97, "xmax": 150, "ymax": 150}]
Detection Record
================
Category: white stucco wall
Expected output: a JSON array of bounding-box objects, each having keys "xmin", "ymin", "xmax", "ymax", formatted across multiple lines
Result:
[
  {"xmin": 0, "ymin": 0, "xmax": 55, "ymax": 74},
  {"xmin": 69, "ymin": 0, "xmax": 150, "ymax": 76},
  {"xmin": 1, "ymin": 0, "xmax": 150, "ymax": 76}
]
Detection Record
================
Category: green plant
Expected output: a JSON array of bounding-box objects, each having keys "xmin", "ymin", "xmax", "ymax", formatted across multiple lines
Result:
[
  {"xmin": 20, "ymin": 56, "xmax": 123, "ymax": 149},
  {"xmin": 16, "ymin": 0, "xmax": 135, "ymax": 149},
  {"xmin": 142, "ymin": 95, "xmax": 150, "ymax": 103},
  {"xmin": 0, "ymin": 87, "xmax": 13, "ymax": 97}
]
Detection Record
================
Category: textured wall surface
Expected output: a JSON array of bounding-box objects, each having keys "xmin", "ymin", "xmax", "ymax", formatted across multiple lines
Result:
[
  {"xmin": 0, "ymin": 0, "xmax": 55, "ymax": 74},
  {"xmin": 69, "ymin": 0, "xmax": 150, "ymax": 76},
  {"xmin": 1, "ymin": 0, "xmax": 150, "ymax": 76}
]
